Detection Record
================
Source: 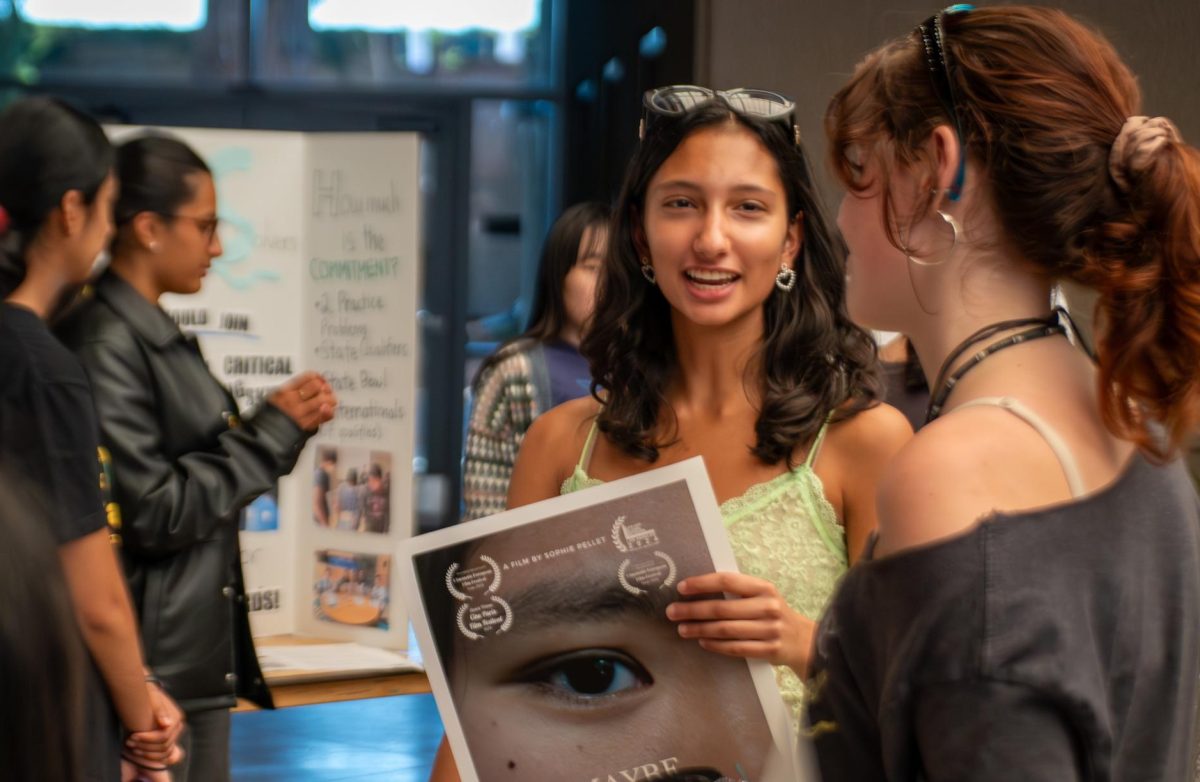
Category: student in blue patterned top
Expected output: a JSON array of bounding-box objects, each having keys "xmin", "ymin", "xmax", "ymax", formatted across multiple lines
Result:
[{"xmin": 429, "ymin": 87, "xmax": 911, "ymax": 780}]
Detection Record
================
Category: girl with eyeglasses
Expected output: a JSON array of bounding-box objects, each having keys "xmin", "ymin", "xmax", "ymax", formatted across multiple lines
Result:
[
  {"xmin": 808, "ymin": 6, "xmax": 1200, "ymax": 780},
  {"xmin": 58, "ymin": 133, "xmax": 338, "ymax": 782},
  {"xmin": 428, "ymin": 86, "xmax": 911, "ymax": 780}
]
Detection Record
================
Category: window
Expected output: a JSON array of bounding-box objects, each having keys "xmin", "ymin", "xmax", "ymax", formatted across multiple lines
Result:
[
  {"xmin": 1, "ymin": 0, "xmax": 242, "ymax": 85},
  {"xmin": 252, "ymin": 0, "xmax": 553, "ymax": 87},
  {"xmin": 15, "ymin": 0, "xmax": 207, "ymax": 30},
  {"xmin": 465, "ymin": 98, "xmax": 556, "ymax": 363}
]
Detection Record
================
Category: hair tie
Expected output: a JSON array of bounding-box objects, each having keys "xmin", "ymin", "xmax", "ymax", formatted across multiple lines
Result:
[
  {"xmin": 1109, "ymin": 115, "xmax": 1182, "ymax": 194},
  {"xmin": 0, "ymin": 204, "xmax": 9, "ymax": 236}
]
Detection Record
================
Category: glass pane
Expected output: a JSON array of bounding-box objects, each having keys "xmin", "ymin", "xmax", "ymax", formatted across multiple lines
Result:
[
  {"xmin": 16, "ymin": 0, "xmax": 207, "ymax": 30},
  {"xmin": 465, "ymin": 99, "xmax": 555, "ymax": 372},
  {"xmin": 254, "ymin": 0, "xmax": 553, "ymax": 88},
  {"xmin": 1, "ymin": 0, "xmax": 243, "ymax": 85},
  {"xmin": 309, "ymin": 1, "xmax": 539, "ymax": 35}
]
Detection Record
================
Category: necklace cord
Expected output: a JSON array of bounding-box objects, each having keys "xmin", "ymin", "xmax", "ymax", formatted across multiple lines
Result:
[{"xmin": 925, "ymin": 312, "xmax": 1066, "ymax": 423}]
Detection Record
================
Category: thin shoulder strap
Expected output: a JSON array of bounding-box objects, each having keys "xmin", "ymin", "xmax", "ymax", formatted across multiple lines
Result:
[
  {"xmin": 804, "ymin": 416, "xmax": 834, "ymax": 469},
  {"xmin": 954, "ymin": 396, "xmax": 1087, "ymax": 498},
  {"xmin": 577, "ymin": 419, "xmax": 601, "ymax": 473}
]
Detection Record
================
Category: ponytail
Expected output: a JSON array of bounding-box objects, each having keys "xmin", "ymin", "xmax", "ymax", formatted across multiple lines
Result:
[{"xmin": 1083, "ymin": 125, "xmax": 1200, "ymax": 460}]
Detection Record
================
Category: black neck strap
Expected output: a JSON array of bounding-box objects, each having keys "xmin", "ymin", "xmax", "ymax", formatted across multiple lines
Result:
[{"xmin": 925, "ymin": 313, "xmax": 1066, "ymax": 423}]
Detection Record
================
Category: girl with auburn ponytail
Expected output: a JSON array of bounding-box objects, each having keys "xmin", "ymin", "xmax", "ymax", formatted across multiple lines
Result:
[{"xmin": 807, "ymin": 5, "xmax": 1200, "ymax": 781}]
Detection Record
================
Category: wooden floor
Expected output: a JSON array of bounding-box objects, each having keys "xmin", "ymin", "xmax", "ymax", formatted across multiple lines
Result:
[{"xmin": 231, "ymin": 694, "xmax": 443, "ymax": 781}]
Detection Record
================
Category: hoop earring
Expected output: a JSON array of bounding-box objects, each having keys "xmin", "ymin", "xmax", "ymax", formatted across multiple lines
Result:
[
  {"xmin": 774, "ymin": 264, "xmax": 796, "ymax": 292},
  {"xmin": 640, "ymin": 258, "xmax": 657, "ymax": 285},
  {"xmin": 905, "ymin": 253, "xmax": 939, "ymax": 316},
  {"xmin": 905, "ymin": 210, "xmax": 961, "ymax": 268},
  {"xmin": 897, "ymin": 223, "xmax": 943, "ymax": 316}
]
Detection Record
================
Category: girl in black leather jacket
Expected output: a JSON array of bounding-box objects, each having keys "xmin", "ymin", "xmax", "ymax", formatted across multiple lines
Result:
[{"xmin": 59, "ymin": 134, "xmax": 337, "ymax": 782}]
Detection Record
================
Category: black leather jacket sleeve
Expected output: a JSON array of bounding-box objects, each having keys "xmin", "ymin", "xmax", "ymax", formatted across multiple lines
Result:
[{"xmin": 76, "ymin": 329, "xmax": 308, "ymax": 559}]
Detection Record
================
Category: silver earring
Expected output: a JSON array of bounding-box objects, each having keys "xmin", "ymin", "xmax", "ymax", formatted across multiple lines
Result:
[
  {"xmin": 906, "ymin": 210, "xmax": 961, "ymax": 268},
  {"xmin": 937, "ymin": 210, "xmax": 961, "ymax": 247},
  {"xmin": 775, "ymin": 264, "xmax": 796, "ymax": 292},
  {"xmin": 640, "ymin": 258, "xmax": 657, "ymax": 285}
]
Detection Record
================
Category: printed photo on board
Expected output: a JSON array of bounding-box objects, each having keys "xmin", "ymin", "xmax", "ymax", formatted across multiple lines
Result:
[
  {"xmin": 314, "ymin": 549, "xmax": 391, "ymax": 629},
  {"xmin": 312, "ymin": 445, "xmax": 392, "ymax": 534}
]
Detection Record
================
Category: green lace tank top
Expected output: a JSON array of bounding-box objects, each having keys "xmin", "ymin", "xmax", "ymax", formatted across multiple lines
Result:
[{"xmin": 560, "ymin": 420, "xmax": 848, "ymax": 728}]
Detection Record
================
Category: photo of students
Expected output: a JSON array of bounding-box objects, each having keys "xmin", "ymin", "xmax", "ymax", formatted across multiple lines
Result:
[
  {"xmin": 313, "ymin": 445, "xmax": 393, "ymax": 534},
  {"xmin": 314, "ymin": 550, "xmax": 392, "ymax": 629},
  {"xmin": 414, "ymin": 479, "xmax": 793, "ymax": 782}
]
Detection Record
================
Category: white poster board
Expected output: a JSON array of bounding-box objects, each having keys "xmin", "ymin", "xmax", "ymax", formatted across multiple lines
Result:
[
  {"xmin": 106, "ymin": 126, "xmax": 420, "ymax": 651},
  {"xmin": 400, "ymin": 458, "xmax": 811, "ymax": 782}
]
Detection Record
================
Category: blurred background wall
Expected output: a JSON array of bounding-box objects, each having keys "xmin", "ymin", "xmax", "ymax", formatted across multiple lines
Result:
[{"xmin": 696, "ymin": 0, "xmax": 1200, "ymax": 205}]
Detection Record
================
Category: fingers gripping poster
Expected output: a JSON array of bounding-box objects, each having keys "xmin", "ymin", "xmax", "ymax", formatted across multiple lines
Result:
[{"xmin": 400, "ymin": 459, "xmax": 812, "ymax": 782}]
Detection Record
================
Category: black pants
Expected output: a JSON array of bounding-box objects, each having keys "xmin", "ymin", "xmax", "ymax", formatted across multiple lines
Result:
[{"xmin": 174, "ymin": 707, "xmax": 231, "ymax": 782}]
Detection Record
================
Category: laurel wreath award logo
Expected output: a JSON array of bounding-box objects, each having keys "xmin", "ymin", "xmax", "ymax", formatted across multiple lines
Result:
[
  {"xmin": 446, "ymin": 554, "xmax": 511, "ymax": 640},
  {"xmin": 611, "ymin": 515, "xmax": 676, "ymax": 595}
]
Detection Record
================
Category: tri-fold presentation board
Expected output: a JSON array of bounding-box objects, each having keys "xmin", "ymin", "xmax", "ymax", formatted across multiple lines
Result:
[{"xmin": 106, "ymin": 125, "xmax": 421, "ymax": 653}]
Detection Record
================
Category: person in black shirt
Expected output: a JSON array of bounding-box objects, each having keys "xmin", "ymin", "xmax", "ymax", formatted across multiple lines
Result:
[
  {"xmin": 813, "ymin": 6, "xmax": 1200, "ymax": 780},
  {"xmin": 0, "ymin": 97, "xmax": 182, "ymax": 782}
]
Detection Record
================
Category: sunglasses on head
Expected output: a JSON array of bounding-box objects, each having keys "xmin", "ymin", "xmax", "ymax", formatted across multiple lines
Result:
[
  {"xmin": 916, "ymin": 4, "xmax": 973, "ymax": 201},
  {"xmin": 639, "ymin": 85, "xmax": 802, "ymax": 145}
]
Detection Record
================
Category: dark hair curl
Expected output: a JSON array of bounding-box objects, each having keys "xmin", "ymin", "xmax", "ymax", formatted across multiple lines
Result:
[{"xmin": 585, "ymin": 98, "xmax": 881, "ymax": 465}]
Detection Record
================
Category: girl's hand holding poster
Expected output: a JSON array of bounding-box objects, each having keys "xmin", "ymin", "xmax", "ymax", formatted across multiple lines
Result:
[{"xmin": 400, "ymin": 458, "xmax": 812, "ymax": 782}]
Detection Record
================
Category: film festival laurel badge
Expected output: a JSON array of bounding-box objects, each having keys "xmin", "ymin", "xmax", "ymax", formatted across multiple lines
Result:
[
  {"xmin": 446, "ymin": 556, "xmax": 513, "ymax": 640},
  {"xmin": 611, "ymin": 515, "xmax": 677, "ymax": 595}
]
